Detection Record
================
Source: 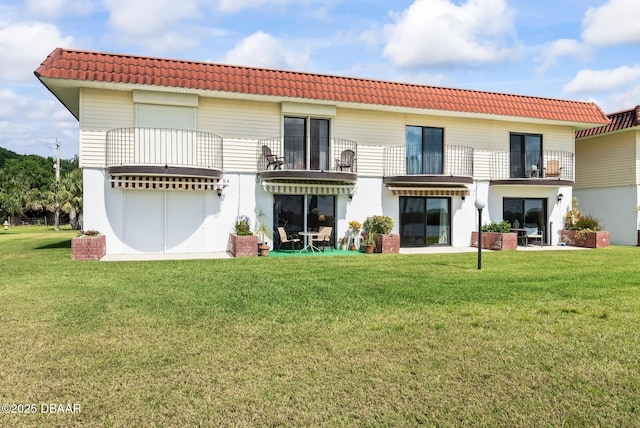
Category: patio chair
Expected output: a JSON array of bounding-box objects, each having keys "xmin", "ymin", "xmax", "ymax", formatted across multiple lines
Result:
[
  {"xmin": 277, "ymin": 227, "xmax": 300, "ymax": 252},
  {"xmin": 313, "ymin": 226, "xmax": 333, "ymax": 252},
  {"xmin": 335, "ymin": 149, "xmax": 356, "ymax": 172},
  {"xmin": 524, "ymin": 224, "xmax": 544, "ymax": 247},
  {"xmin": 544, "ymin": 160, "xmax": 562, "ymax": 178},
  {"xmin": 262, "ymin": 145, "xmax": 285, "ymax": 170}
]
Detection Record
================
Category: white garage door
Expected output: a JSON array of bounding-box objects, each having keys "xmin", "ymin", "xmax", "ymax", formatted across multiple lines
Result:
[{"xmin": 124, "ymin": 191, "xmax": 206, "ymax": 254}]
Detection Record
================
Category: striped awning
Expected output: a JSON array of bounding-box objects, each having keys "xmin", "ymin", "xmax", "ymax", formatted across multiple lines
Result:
[
  {"xmin": 110, "ymin": 175, "xmax": 228, "ymax": 191},
  {"xmin": 386, "ymin": 186, "xmax": 470, "ymax": 197},
  {"xmin": 262, "ymin": 181, "xmax": 355, "ymax": 195}
]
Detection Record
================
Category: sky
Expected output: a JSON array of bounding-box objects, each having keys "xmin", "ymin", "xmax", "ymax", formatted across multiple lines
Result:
[{"xmin": 1, "ymin": 0, "xmax": 640, "ymax": 160}]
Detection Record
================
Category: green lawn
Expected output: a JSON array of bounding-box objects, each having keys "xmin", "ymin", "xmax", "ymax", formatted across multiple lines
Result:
[{"xmin": 1, "ymin": 227, "xmax": 639, "ymax": 427}]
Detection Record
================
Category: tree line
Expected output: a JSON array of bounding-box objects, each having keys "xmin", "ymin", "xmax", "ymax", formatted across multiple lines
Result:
[{"xmin": 0, "ymin": 146, "xmax": 82, "ymax": 229}]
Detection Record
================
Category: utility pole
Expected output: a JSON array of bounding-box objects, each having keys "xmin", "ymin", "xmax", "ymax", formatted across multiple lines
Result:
[{"xmin": 54, "ymin": 139, "xmax": 61, "ymax": 231}]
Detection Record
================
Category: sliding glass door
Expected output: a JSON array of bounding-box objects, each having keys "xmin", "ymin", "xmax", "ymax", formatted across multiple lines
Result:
[
  {"xmin": 273, "ymin": 194, "xmax": 335, "ymax": 247},
  {"xmin": 503, "ymin": 198, "xmax": 547, "ymax": 241},
  {"xmin": 406, "ymin": 126, "xmax": 444, "ymax": 175},
  {"xmin": 400, "ymin": 197, "xmax": 450, "ymax": 247},
  {"xmin": 284, "ymin": 117, "xmax": 330, "ymax": 170}
]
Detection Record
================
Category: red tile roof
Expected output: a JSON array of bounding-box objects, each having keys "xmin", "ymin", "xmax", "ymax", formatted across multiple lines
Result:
[
  {"xmin": 575, "ymin": 105, "xmax": 640, "ymax": 138},
  {"xmin": 35, "ymin": 48, "xmax": 609, "ymax": 125}
]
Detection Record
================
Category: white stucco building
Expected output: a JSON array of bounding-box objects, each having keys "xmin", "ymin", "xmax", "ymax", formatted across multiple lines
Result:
[{"xmin": 35, "ymin": 48, "xmax": 609, "ymax": 255}]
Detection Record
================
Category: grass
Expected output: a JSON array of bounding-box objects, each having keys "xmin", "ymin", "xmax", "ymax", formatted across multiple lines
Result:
[{"xmin": 1, "ymin": 226, "xmax": 640, "ymax": 427}]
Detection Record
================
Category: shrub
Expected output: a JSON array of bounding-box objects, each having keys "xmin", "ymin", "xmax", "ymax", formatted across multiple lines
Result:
[
  {"xmin": 564, "ymin": 197, "xmax": 602, "ymax": 232},
  {"xmin": 575, "ymin": 214, "xmax": 602, "ymax": 232},
  {"xmin": 481, "ymin": 221, "xmax": 511, "ymax": 233},
  {"xmin": 77, "ymin": 229, "xmax": 101, "ymax": 237},
  {"xmin": 233, "ymin": 215, "xmax": 253, "ymax": 236},
  {"xmin": 363, "ymin": 215, "xmax": 394, "ymax": 234}
]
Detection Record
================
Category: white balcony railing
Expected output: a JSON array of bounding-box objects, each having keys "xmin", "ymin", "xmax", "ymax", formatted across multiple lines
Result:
[{"xmin": 106, "ymin": 127, "xmax": 223, "ymax": 170}]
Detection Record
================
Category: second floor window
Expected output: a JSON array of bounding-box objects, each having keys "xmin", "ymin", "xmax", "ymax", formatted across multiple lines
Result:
[
  {"xmin": 284, "ymin": 116, "xmax": 329, "ymax": 170},
  {"xmin": 510, "ymin": 133, "xmax": 542, "ymax": 178},
  {"xmin": 406, "ymin": 126, "xmax": 443, "ymax": 175}
]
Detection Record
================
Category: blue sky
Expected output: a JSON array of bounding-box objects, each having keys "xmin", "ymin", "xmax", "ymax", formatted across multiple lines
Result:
[{"xmin": 1, "ymin": 0, "xmax": 640, "ymax": 159}]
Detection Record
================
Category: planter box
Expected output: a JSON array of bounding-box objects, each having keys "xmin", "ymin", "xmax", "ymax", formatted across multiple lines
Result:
[
  {"xmin": 561, "ymin": 230, "xmax": 610, "ymax": 248},
  {"xmin": 229, "ymin": 233, "xmax": 258, "ymax": 257},
  {"xmin": 375, "ymin": 234, "xmax": 400, "ymax": 253},
  {"xmin": 471, "ymin": 231, "xmax": 517, "ymax": 250},
  {"xmin": 71, "ymin": 234, "xmax": 106, "ymax": 260}
]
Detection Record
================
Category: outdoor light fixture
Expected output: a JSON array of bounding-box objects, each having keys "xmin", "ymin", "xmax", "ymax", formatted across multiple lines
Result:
[
  {"xmin": 557, "ymin": 193, "xmax": 564, "ymax": 202},
  {"xmin": 475, "ymin": 198, "xmax": 486, "ymax": 270},
  {"xmin": 217, "ymin": 188, "xmax": 223, "ymax": 197}
]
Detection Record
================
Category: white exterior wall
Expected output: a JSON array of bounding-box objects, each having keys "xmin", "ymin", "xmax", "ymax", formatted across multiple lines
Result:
[{"xmin": 574, "ymin": 186, "xmax": 638, "ymax": 246}]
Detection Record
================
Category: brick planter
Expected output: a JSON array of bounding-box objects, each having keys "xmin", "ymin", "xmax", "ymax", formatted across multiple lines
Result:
[
  {"xmin": 229, "ymin": 233, "xmax": 258, "ymax": 257},
  {"xmin": 375, "ymin": 234, "xmax": 400, "ymax": 253},
  {"xmin": 71, "ymin": 234, "xmax": 106, "ymax": 260},
  {"xmin": 561, "ymin": 230, "xmax": 610, "ymax": 248},
  {"xmin": 471, "ymin": 232, "xmax": 517, "ymax": 250}
]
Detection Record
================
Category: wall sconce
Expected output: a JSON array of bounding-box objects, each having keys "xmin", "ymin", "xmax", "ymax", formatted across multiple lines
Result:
[
  {"xmin": 217, "ymin": 188, "xmax": 223, "ymax": 197},
  {"xmin": 557, "ymin": 193, "xmax": 564, "ymax": 202}
]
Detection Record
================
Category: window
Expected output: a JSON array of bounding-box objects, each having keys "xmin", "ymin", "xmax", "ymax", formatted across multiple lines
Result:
[
  {"xmin": 406, "ymin": 126, "xmax": 444, "ymax": 175},
  {"xmin": 510, "ymin": 133, "xmax": 542, "ymax": 178},
  {"xmin": 284, "ymin": 116, "xmax": 330, "ymax": 170}
]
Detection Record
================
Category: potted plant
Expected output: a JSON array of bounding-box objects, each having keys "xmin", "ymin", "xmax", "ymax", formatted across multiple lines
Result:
[
  {"xmin": 362, "ymin": 215, "xmax": 398, "ymax": 253},
  {"xmin": 471, "ymin": 220, "xmax": 517, "ymax": 250},
  {"xmin": 561, "ymin": 197, "xmax": 609, "ymax": 248},
  {"xmin": 348, "ymin": 220, "xmax": 362, "ymax": 250},
  {"xmin": 255, "ymin": 209, "xmax": 272, "ymax": 256},
  {"xmin": 229, "ymin": 215, "xmax": 258, "ymax": 257},
  {"xmin": 338, "ymin": 237, "xmax": 348, "ymax": 251},
  {"xmin": 363, "ymin": 231, "xmax": 376, "ymax": 253},
  {"xmin": 71, "ymin": 229, "xmax": 106, "ymax": 260}
]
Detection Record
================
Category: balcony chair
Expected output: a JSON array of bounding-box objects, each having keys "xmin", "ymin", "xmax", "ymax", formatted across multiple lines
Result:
[
  {"xmin": 277, "ymin": 227, "xmax": 300, "ymax": 252},
  {"xmin": 544, "ymin": 160, "xmax": 563, "ymax": 178},
  {"xmin": 524, "ymin": 225, "xmax": 544, "ymax": 247},
  {"xmin": 262, "ymin": 145, "xmax": 285, "ymax": 170},
  {"xmin": 313, "ymin": 226, "xmax": 333, "ymax": 252},
  {"xmin": 335, "ymin": 149, "xmax": 356, "ymax": 172}
]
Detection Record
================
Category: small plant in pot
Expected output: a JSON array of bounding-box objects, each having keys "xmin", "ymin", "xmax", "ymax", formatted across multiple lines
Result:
[
  {"xmin": 362, "ymin": 215, "xmax": 394, "ymax": 253},
  {"xmin": 363, "ymin": 231, "xmax": 376, "ymax": 253},
  {"xmin": 255, "ymin": 209, "xmax": 272, "ymax": 256}
]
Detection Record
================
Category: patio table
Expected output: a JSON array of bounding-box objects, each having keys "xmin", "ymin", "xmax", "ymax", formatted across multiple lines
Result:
[{"xmin": 298, "ymin": 231, "xmax": 322, "ymax": 253}]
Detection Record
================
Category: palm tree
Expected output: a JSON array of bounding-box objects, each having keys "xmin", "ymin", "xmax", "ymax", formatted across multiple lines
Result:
[{"xmin": 40, "ymin": 168, "xmax": 83, "ymax": 230}]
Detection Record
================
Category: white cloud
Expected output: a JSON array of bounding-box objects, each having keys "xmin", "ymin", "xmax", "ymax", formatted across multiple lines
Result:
[
  {"xmin": 224, "ymin": 31, "xmax": 310, "ymax": 70},
  {"xmin": 582, "ymin": 0, "xmax": 640, "ymax": 46},
  {"xmin": 25, "ymin": 0, "xmax": 94, "ymax": 19},
  {"xmin": 216, "ymin": 0, "xmax": 318, "ymax": 13},
  {"xmin": 104, "ymin": 0, "xmax": 200, "ymax": 37},
  {"xmin": 563, "ymin": 65, "xmax": 640, "ymax": 94},
  {"xmin": 536, "ymin": 39, "xmax": 590, "ymax": 74},
  {"xmin": 383, "ymin": 0, "xmax": 516, "ymax": 68},
  {"xmin": 0, "ymin": 21, "xmax": 73, "ymax": 82},
  {"xmin": 0, "ymin": 88, "xmax": 77, "ymax": 159}
]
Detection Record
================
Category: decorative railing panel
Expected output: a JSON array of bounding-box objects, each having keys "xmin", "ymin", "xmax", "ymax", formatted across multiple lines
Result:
[
  {"xmin": 257, "ymin": 137, "xmax": 357, "ymax": 172},
  {"xmin": 490, "ymin": 150, "xmax": 573, "ymax": 180},
  {"xmin": 106, "ymin": 128, "xmax": 223, "ymax": 170},
  {"xmin": 384, "ymin": 145, "xmax": 474, "ymax": 177}
]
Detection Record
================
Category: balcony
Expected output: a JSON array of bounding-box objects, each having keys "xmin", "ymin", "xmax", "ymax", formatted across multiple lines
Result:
[
  {"xmin": 490, "ymin": 150, "xmax": 574, "ymax": 186},
  {"xmin": 105, "ymin": 127, "xmax": 225, "ymax": 191},
  {"xmin": 256, "ymin": 138, "xmax": 358, "ymax": 194},
  {"xmin": 383, "ymin": 145, "xmax": 474, "ymax": 196}
]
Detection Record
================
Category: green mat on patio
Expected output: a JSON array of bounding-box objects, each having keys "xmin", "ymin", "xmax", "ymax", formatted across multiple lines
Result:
[{"xmin": 269, "ymin": 249, "xmax": 365, "ymax": 257}]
